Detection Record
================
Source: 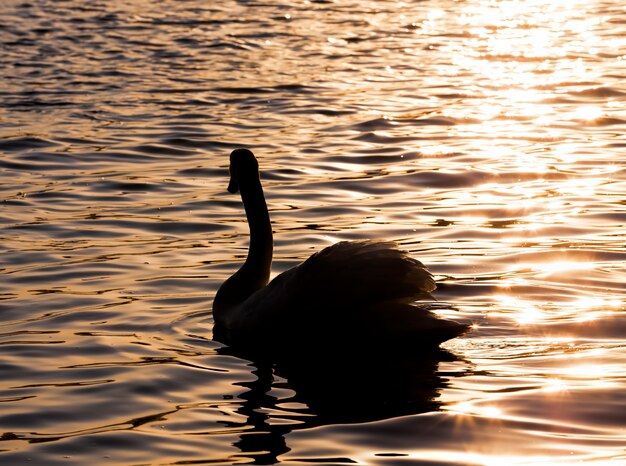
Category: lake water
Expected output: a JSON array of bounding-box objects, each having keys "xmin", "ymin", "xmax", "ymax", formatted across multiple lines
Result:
[{"xmin": 1, "ymin": 0, "xmax": 625, "ymax": 464}]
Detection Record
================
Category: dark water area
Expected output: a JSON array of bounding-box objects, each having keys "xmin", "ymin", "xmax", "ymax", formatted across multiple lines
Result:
[{"xmin": 1, "ymin": 0, "xmax": 626, "ymax": 464}]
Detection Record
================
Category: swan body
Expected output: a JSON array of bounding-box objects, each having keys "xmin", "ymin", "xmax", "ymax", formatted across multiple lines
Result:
[{"xmin": 213, "ymin": 149, "xmax": 468, "ymax": 347}]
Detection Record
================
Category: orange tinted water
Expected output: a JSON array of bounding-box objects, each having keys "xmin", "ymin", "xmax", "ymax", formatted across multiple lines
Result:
[{"xmin": 1, "ymin": 1, "xmax": 625, "ymax": 464}]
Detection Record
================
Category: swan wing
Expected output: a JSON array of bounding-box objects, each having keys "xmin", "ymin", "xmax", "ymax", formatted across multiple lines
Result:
[
  {"xmin": 281, "ymin": 240, "xmax": 468, "ymax": 344},
  {"xmin": 294, "ymin": 240, "xmax": 436, "ymax": 308}
]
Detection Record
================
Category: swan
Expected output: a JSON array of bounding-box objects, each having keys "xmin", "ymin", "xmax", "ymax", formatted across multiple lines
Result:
[{"xmin": 213, "ymin": 148, "xmax": 468, "ymax": 348}]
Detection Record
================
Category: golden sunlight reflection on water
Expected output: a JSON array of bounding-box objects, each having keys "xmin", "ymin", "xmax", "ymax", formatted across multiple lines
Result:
[{"xmin": 426, "ymin": 0, "xmax": 626, "ymax": 330}]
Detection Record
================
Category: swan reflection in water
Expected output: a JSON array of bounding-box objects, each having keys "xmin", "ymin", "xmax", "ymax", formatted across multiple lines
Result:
[
  {"xmin": 212, "ymin": 148, "xmax": 468, "ymax": 463},
  {"xmin": 215, "ymin": 340, "xmax": 458, "ymax": 464}
]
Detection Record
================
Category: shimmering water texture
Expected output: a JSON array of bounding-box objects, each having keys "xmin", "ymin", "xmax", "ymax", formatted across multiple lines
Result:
[{"xmin": 1, "ymin": 0, "xmax": 625, "ymax": 464}]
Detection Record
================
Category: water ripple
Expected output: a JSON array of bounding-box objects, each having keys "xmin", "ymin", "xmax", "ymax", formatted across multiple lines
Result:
[{"xmin": 1, "ymin": 0, "xmax": 625, "ymax": 464}]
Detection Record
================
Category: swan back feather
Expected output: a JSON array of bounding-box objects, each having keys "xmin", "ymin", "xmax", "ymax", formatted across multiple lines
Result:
[
  {"xmin": 295, "ymin": 240, "xmax": 436, "ymax": 308},
  {"xmin": 217, "ymin": 240, "xmax": 466, "ymax": 346}
]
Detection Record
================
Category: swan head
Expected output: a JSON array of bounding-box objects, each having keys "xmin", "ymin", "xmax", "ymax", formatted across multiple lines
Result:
[{"xmin": 228, "ymin": 148, "xmax": 259, "ymax": 193}]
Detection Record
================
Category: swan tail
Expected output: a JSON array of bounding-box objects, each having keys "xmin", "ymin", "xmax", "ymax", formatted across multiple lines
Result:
[
  {"xmin": 305, "ymin": 301, "xmax": 468, "ymax": 346},
  {"xmin": 360, "ymin": 303, "xmax": 470, "ymax": 344}
]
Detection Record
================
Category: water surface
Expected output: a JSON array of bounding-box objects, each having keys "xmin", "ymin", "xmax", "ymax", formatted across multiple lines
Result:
[{"xmin": 1, "ymin": 0, "xmax": 625, "ymax": 464}]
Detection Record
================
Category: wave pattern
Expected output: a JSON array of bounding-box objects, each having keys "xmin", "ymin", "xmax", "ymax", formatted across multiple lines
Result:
[{"xmin": 1, "ymin": 0, "xmax": 625, "ymax": 464}]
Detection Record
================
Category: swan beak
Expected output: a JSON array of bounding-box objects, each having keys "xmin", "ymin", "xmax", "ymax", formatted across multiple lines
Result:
[{"xmin": 227, "ymin": 177, "xmax": 239, "ymax": 194}]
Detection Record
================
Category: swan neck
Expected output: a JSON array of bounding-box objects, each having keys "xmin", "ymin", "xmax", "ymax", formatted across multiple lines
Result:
[
  {"xmin": 212, "ymin": 170, "xmax": 273, "ymax": 321},
  {"xmin": 240, "ymin": 175, "xmax": 273, "ymax": 279}
]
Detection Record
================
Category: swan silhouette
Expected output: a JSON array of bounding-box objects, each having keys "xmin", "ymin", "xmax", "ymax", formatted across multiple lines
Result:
[{"xmin": 213, "ymin": 148, "xmax": 468, "ymax": 348}]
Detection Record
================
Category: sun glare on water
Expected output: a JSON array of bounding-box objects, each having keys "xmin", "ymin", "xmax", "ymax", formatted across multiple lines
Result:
[{"xmin": 434, "ymin": 0, "xmax": 612, "ymax": 155}]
